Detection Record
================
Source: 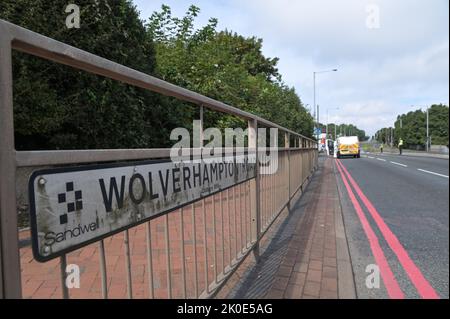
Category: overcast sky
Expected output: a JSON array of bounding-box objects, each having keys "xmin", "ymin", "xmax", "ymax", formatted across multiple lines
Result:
[{"xmin": 133, "ymin": 0, "xmax": 449, "ymax": 136}]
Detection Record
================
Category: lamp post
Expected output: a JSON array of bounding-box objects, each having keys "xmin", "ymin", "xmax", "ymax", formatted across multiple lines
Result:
[
  {"xmin": 426, "ymin": 106, "xmax": 429, "ymax": 152},
  {"xmin": 313, "ymin": 69, "xmax": 338, "ymax": 142}
]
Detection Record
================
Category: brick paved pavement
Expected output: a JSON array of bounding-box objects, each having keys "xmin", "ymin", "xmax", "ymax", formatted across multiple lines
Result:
[{"xmin": 224, "ymin": 157, "xmax": 355, "ymax": 299}]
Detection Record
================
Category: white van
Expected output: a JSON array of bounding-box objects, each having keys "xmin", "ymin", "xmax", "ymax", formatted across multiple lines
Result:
[{"xmin": 336, "ymin": 136, "xmax": 360, "ymax": 158}]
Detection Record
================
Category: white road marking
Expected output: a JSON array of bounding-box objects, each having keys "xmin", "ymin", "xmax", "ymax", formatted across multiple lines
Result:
[
  {"xmin": 368, "ymin": 156, "xmax": 375, "ymax": 159},
  {"xmin": 390, "ymin": 161, "xmax": 407, "ymax": 167},
  {"xmin": 417, "ymin": 169, "xmax": 449, "ymax": 179},
  {"xmin": 376, "ymin": 158, "xmax": 386, "ymax": 162}
]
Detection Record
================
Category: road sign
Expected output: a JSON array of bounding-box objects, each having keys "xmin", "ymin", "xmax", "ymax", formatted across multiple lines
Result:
[{"xmin": 29, "ymin": 155, "xmax": 256, "ymax": 261}]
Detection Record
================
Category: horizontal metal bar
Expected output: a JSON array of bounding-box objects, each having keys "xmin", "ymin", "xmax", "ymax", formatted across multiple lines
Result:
[
  {"xmin": 15, "ymin": 149, "xmax": 171, "ymax": 167},
  {"xmin": 15, "ymin": 147, "xmax": 314, "ymax": 167},
  {"xmin": 0, "ymin": 19, "xmax": 316, "ymax": 142}
]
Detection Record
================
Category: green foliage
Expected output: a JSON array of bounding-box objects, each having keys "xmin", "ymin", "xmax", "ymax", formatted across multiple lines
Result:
[
  {"xmin": 424, "ymin": 104, "xmax": 448, "ymax": 145},
  {"xmin": 318, "ymin": 122, "xmax": 368, "ymax": 141},
  {"xmin": 1, "ymin": 0, "xmax": 166, "ymax": 149},
  {"xmin": 375, "ymin": 104, "xmax": 449, "ymax": 148},
  {"xmin": 1, "ymin": 2, "xmax": 314, "ymax": 150},
  {"xmin": 147, "ymin": 5, "xmax": 313, "ymax": 137}
]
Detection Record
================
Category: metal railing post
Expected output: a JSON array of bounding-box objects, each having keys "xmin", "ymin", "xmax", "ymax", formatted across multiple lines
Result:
[
  {"xmin": 0, "ymin": 29, "xmax": 22, "ymax": 299},
  {"xmin": 59, "ymin": 254, "xmax": 69, "ymax": 299},
  {"xmin": 285, "ymin": 133, "xmax": 291, "ymax": 212},
  {"xmin": 248, "ymin": 119, "xmax": 260, "ymax": 260}
]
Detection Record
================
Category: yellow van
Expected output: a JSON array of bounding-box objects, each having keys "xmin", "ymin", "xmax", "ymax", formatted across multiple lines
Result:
[{"xmin": 336, "ymin": 136, "xmax": 360, "ymax": 158}]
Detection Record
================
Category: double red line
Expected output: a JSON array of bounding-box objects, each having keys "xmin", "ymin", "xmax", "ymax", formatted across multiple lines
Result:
[{"xmin": 335, "ymin": 159, "xmax": 439, "ymax": 299}]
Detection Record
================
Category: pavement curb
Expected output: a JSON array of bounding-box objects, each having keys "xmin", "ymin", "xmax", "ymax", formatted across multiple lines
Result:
[{"xmin": 333, "ymin": 161, "xmax": 357, "ymax": 299}]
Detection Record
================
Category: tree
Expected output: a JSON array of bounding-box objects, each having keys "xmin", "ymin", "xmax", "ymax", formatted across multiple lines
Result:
[
  {"xmin": 1, "ymin": 2, "xmax": 316, "ymax": 150},
  {"xmin": 390, "ymin": 104, "xmax": 449, "ymax": 148},
  {"xmin": 147, "ymin": 5, "xmax": 313, "ymax": 138},
  {"xmin": 321, "ymin": 122, "xmax": 368, "ymax": 141},
  {"xmin": 428, "ymin": 104, "xmax": 449, "ymax": 146},
  {"xmin": 1, "ymin": 0, "xmax": 167, "ymax": 149}
]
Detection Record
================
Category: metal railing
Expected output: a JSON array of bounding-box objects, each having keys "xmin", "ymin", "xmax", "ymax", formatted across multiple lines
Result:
[{"xmin": 0, "ymin": 19, "xmax": 318, "ymax": 299}]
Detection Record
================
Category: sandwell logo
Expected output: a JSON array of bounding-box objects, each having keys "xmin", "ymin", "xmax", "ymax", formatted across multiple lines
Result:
[{"xmin": 57, "ymin": 182, "xmax": 83, "ymax": 224}]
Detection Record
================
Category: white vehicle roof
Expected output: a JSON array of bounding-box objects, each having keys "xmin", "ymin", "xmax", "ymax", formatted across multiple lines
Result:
[{"xmin": 337, "ymin": 136, "xmax": 359, "ymax": 144}]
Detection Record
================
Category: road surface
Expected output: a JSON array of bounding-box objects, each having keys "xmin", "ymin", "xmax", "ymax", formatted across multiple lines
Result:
[{"xmin": 334, "ymin": 153, "xmax": 449, "ymax": 298}]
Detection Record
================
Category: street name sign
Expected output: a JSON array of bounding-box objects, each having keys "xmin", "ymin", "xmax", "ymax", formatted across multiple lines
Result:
[{"xmin": 29, "ymin": 155, "xmax": 255, "ymax": 261}]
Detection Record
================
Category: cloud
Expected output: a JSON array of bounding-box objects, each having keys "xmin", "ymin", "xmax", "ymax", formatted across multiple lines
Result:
[{"xmin": 132, "ymin": 0, "xmax": 449, "ymax": 135}]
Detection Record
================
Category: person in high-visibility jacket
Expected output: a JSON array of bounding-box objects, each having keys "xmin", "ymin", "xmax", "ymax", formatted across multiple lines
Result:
[{"xmin": 398, "ymin": 138, "xmax": 404, "ymax": 155}]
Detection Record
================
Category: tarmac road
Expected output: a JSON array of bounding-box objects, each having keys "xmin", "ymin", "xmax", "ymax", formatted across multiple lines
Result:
[{"xmin": 334, "ymin": 153, "xmax": 449, "ymax": 298}]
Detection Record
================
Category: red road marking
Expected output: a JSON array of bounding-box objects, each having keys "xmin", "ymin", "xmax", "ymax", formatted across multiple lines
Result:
[
  {"xmin": 337, "ymin": 159, "xmax": 439, "ymax": 299},
  {"xmin": 335, "ymin": 161, "xmax": 404, "ymax": 299}
]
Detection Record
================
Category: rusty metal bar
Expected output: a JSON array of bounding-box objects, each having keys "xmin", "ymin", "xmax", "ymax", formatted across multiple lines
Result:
[
  {"xmin": 15, "ymin": 147, "xmax": 256, "ymax": 167},
  {"xmin": 233, "ymin": 186, "xmax": 238, "ymax": 260},
  {"xmin": 247, "ymin": 181, "xmax": 251, "ymax": 247},
  {"xmin": 220, "ymin": 191, "xmax": 225, "ymax": 275},
  {"xmin": 284, "ymin": 133, "xmax": 291, "ymax": 213},
  {"xmin": 266, "ymin": 167, "xmax": 270, "ymax": 227},
  {"xmin": 269, "ymin": 167, "xmax": 272, "ymax": 222},
  {"xmin": 0, "ymin": 28, "xmax": 21, "ymax": 299},
  {"xmin": 239, "ymin": 183, "xmax": 244, "ymax": 253},
  {"xmin": 212, "ymin": 196, "xmax": 217, "ymax": 284},
  {"xmin": 124, "ymin": 230, "xmax": 133, "ymax": 299},
  {"xmin": 270, "ymin": 172, "xmax": 276, "ymax": 219},
  {"xmin": 227, "ymin": 188, "xmax": 232, "ymax": 266},
  {"xmin": 243, "ymin": 182, "xmax": 248, "ymax": 249},
  {"xmin": 59, "ymin": 254, "xmax": 69, "ymax": 299},
  {"xmin": 271, "ymin": 165, "xmax": 274, "ymax": 220},
  {"xmin": 98, "ymin": 240, "xmax": 108, "ymax": 299},
  {"xmin": 241, "ymin": 183, "xmax": 247, "ymax": 251},
  {"xmin": 180, "ymin": 208, "xmax": 187, "ymax": 298},
  {"xmin": 191, "ymin": 203, "xmax": 198, "ymax": 298},
  {"xmin": 264, "ymin": 169, "xmax": 268, "ymax": 229},
  {"xmin": 202, "ymin": 198, "xmax": 208, "ymax": 294},
  {"xmin": 15, "ymin": 149, "xmax": 171, "ymax": 167},
  {"xmin": 164, "ymin": 215, "xmax": 172, "ymax": 298},
  {"xmin": 145, "ymin": 222, "xmax": 154, "ymax": 299},
  {"xmin": 260, "ymin": 173, "xmax": 263, "ymax": 231}
]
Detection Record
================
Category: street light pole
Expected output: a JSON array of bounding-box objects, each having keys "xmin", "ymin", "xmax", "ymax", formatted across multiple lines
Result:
[
  {"xmin": 313, "ymin": 69, "xmax": 338, "ymax": 143},
  {"xmin": 426, "ymin": 107, "xmax": 429, "ymax": 152},
  {"xmin": 313, "ymin": 73, "xmax": 316, "ymax": 120}
]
